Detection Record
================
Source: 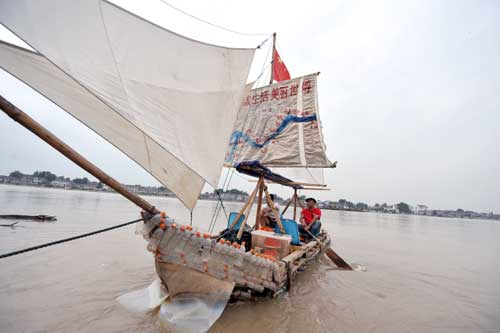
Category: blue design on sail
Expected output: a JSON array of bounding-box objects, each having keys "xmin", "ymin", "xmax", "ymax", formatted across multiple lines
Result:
[{"xmin": 226, "ymin": 114, "xmax": 317, "ymax": 163}]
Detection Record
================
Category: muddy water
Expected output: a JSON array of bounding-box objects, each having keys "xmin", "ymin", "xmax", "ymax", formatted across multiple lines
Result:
[{"xmin": 0, "ymin": 184, "xmax": 499, "ymax": 332}]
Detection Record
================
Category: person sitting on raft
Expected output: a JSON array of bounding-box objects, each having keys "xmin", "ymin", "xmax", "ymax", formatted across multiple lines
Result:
[
  {"xmin": 258, "ymin": 193, "xmax": 281, "ymax": 229},
  {"xmin": 299, "ymin": 197, "xmax": 322, "ymax": 240}
]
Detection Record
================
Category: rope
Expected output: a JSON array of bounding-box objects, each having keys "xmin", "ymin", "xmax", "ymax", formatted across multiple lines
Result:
[
  {"xmin": 0, "ymin": 217, "xmax": 144, "ymax": 260},
  {"xmin": 157, "ymin": 0, "xmax": 271, "ymax": 37},
  {"xmin": 215, "ymin": 189, "xmax": 229, "ymax": 220}
]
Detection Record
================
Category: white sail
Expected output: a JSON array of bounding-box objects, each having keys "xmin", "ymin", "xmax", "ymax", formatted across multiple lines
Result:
[
  {"xmin": 225, "ymin": 73, "xmax": 333, "ymax": 169},
  {"xmin": 271, "ymin": 167, "xmax": 325, "ymax": 185},
  {"xmin": 0, "ymin": 0, "xmax": 255, "ymax": 209}
]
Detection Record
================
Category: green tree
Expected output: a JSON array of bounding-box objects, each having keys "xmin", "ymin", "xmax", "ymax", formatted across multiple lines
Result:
[
  {"xmin": 355, "ymin": 202, "xmax": 369, "ymax": 211},
  {"xmin": 33, "ymin": 171, "xmax": 57, "ymax": 182},
  {"xmin": 397, "ymin": 202, "xmax": 411, "ymax": 214},
  {"xmin": 227, "ymin": 188, "xmax": 247, "ymax": 195},
  {"xmin": 9, "ymin": 170, "xmax": 24, "ymax": 178},
  {"xmin": 96, "ymin": 181, "xmax": 104, "ymax": 189},
  {"xmin": 73, "ymin": 177, "xmax": 89, "ymax": 184}
]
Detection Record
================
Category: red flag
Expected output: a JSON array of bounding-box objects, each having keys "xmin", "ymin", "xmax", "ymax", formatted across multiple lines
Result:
[{"xmin": 272, "ymin": 48, "xmax": 291, "ymax": 82}]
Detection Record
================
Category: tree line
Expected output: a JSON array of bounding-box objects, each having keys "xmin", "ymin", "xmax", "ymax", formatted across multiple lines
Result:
[{"xmin": 9, "ymin": 170, "xmax": 94, "ymax": 185}]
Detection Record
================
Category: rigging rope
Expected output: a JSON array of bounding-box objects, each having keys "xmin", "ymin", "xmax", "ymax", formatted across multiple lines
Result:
[
  {"xmin": 215, "ymin": 189, "xmax": 229, "ymax": 220},
  {"xmin": 0, "ymin": 217, "xmax": 144, "ymax": 260},
  {"xmin": 207, "ymin": 29, "xmax": 273, "ymax": 233},
  {"xmin": 157, "ymin": 0, "xmax": 271, "ymax": 37}
]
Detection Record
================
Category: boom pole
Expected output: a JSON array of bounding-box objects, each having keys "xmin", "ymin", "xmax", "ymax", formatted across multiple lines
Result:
[{"xmin": 0, "ymin": 94, "xmax": 159, "ymax": 215}]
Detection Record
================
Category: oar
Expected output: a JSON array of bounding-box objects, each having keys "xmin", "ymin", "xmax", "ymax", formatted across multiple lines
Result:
[{"xmin": 304, "ymin": 229, "xmax": 352, "ymax": 270}]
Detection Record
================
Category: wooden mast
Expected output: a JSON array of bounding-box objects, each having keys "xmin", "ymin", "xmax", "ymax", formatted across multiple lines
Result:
[
  {"xmin": 269, "ymin": 32, "xmax": 276, "ymax": 84},
  {"xmin": 255, "ymin": 177, "xmax": 264, "ymax": 228},
  {"xmin": 0, "ymin": 94, "xmax": 159, "ymax": 214},
  {"xmin": 293, "ymin": 189, "xmax": 298, "ymax": 221}
]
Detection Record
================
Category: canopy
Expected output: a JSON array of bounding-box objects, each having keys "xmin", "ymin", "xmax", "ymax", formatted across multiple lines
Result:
[
  {"xmin": 235, "ymin": 161, "xmax": 302, "ymax": 189},
  {"xmin": 0, "ymin": 0, "xmax": 255, "ymax": 209}
]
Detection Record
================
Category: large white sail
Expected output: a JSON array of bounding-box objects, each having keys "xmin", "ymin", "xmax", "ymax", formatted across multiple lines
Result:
[
  {"xmin": 225, "ymin": 73, "xmax": 333, "ymax": 184},
  {"xmin": 0, "ymin": 0, "xmax": 255, "ymax": 209}
]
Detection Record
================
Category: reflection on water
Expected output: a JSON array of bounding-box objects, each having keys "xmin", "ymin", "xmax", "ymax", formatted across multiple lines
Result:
[{"xmin": 0, "ymin": 184, "xmax": 499, "ymax": 332}]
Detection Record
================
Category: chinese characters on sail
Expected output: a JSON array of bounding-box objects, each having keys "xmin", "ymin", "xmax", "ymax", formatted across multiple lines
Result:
[{"xmin": 242, "ymin": 79, "xmax": 313, "ymax": 107}]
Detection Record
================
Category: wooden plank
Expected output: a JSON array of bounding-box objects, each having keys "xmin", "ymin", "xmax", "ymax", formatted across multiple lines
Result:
[{"xmin": 282, "ymin": 241, "xmax": 318, "ymax": 264}]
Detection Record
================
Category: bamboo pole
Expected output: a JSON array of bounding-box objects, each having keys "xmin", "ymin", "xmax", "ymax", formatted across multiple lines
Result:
[
  {"xmin": 296, "ymin": 194, "xmax": 305, "ymax": 209},
  {"xmin": 0, "ymin": 94, "xmax": 158, "ymax": 214},
  {"xmin": 293, "ymin": 189, "xmax": 298, "ymax": 220},
  {"xmin": 281, "ymin": 196, "xmax": 293, "ymax": 215},
  {"xmin": 228, "ymin": 179, "xmax": 260, "ymax": 231},
  {"xmin": 255, "ymin": 177, "xmax": 264, "ymax": 228},
  {"xmin": 264, "ymin": 187, "xmax": 285, "ymax": 233},
  {"xmin": 288, "ymin": 181, "xmax": 327, "ymax": 187},
  {"xmin": 237, "ymin": 178, "xmax": 262, "ymax": 240}
]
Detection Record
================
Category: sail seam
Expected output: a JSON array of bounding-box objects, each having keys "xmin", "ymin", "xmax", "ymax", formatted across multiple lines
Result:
[
  {"xmin": 0, "ymin": 64, "xmax": 201, "ymax": 209},
  {"xmin": 143, "ymin": 135, "xmax": 153, "ymax": 172},
  {"xmin": 297, "ymin": 77, "xmax": 307, "ymax": 166},
  {"xmin": 0, "ymin": 43, "xmax": 204, "ymax": 209},
  {"xmin": 0, "ymin": 34, "xmax": 211, "ymax": 186},
  {"xmin": 313, "ymin": 73, "xmax": 332, "ymax": 165},
  {"xmin": 98, "ymin": 0, "xmax": 147, "ymax": 134}
]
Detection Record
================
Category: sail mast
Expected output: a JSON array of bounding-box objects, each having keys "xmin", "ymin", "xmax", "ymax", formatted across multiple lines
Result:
[
  {"xmin": 269, "ymin": 32, "xmax": 276, "ymax": 84},
  {"xmin": 0, "ymin": 94, "xmax": 159, "ymax": 214}
]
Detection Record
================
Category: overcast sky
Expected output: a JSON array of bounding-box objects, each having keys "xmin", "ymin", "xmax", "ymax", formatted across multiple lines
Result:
[{"xmin": 1, "ymin": 0, "xmax": 499, "ymax": 212}]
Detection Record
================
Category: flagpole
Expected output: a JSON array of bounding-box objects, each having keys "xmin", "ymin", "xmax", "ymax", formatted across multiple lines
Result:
[{"xmin": 269, "ymin": 32, "xmax": 276, "ymax": 84}]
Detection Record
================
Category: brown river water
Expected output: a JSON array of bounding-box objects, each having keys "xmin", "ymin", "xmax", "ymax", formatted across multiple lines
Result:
[{"xmin": 0, "ymin": 184, "xmax": 499, "ymax": 332}]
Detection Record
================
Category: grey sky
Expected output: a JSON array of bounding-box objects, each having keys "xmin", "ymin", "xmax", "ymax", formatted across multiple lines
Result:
[{"xmin": 1, "ymin": 0, "xmax": 499, "ymax": 212}]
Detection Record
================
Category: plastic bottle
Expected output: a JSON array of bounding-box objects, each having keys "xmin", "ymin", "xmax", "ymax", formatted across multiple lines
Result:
[{"xmin": 147, "ymin": 228, "xmax": 164, "ymax": 252}]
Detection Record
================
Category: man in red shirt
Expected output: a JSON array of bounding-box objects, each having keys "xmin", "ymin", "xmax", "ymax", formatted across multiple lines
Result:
[{"xmin": 299, "ymin": 197, "xmax": 322, "ymax": 240}]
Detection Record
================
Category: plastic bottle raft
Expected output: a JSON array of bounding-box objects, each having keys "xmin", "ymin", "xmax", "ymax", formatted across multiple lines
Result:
[{"xmin": 139, "ymin": 213, "xmax": 331, "ymax": 301}]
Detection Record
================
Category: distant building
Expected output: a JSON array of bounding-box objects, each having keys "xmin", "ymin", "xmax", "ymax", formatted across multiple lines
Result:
[
  {"xmin": 51, "ymin": 180, "xmax": 72, "ymax": 189},
  {"xmin": 21, "ymin": 175, "xmax": 43, "ymax": 185},
  {"xmin": 415, "ymin": 204, "xmax": 429, "ymax": 215}
]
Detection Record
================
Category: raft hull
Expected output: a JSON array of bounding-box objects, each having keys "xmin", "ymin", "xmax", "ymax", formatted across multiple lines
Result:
[{"xmin": 141, "ymin": 214, "xmax": 330, "ymax": 302}]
